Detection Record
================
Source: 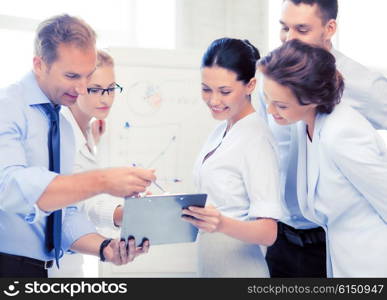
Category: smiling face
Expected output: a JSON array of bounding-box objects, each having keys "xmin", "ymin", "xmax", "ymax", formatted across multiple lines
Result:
[
  {"xmin": 263, "ymin": 76, "xmax": 316, "ymax": 125},
  {"xmin": 279, "ymin": 0, "xmax": 336, "ymax": 49},
  {"xmin": 73, "ymin": 65, "xmax": 116, "ymax": 120},
  {"xmin": 34, "ymin": 43, "xmax": 97, "ymax": 106},
  {"xmin": 201, "ymin": 66, "xmax": 256, "ymax": 126}
]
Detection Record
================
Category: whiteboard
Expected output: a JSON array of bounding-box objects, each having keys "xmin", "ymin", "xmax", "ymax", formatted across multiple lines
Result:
[{"xmin": 98, "ymin": 48, "xmax": 218, "ymax": 277}]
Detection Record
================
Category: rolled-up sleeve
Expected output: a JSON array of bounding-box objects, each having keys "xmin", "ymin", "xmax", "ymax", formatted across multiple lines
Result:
[
  {"xmin": 25, "ymin": 204, "xmax": 52, "ymax": 224},
  {"xmin": 0, "ymin": 101, "xmax": 58, "ymax": 218},
  {"xmin": 0, "ymin": 166, "xmax": 57, "ymax": 216},
  {"xmin": 61, "ymin": 206, "xmax": 97, "ymax": 252},
  {"xmin": 243, "ymin": 136, "xmax": 285, "ymax": 220},
  {"xmin": 83, "ymin": 194, "xmax": 123, "ymax": 231}
]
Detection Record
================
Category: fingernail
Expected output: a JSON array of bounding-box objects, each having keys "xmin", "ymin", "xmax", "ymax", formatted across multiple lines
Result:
[{"xmin": 139, "ymin": 237, "xmax": 149, "ymax": 247}]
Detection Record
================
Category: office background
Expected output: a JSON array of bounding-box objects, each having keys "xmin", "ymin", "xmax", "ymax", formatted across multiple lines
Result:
[{"xmin": 1, "ymin": 0, "xmax": 386, "ymax": 277}]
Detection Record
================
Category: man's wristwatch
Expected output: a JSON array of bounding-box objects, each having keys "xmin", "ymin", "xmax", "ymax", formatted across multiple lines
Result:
[{"xmin": 99, "ymin": 239, "xmax": 113, "ymax": 262}]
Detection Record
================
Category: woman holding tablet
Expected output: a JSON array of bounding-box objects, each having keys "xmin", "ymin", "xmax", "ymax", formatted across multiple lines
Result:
[{"xmin": 182, "ymin": 38, "xmax": 285, "ymax": 277}]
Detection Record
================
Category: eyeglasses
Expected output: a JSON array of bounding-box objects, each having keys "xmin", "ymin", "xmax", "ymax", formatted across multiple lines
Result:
[{"xmin": 87, "ymin": 83, "xmax": 123, "ymax": 96}]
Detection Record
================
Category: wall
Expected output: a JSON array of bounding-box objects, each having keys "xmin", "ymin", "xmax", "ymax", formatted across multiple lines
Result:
[{"xmin": 176, "ymin": 0, "xmax": 269, "ymax": 53}]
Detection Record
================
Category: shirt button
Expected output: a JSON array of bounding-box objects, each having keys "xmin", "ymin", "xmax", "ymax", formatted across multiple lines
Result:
[{"xmin": 291, "ymin": 215, "xmax": 298, "ymax": 220}]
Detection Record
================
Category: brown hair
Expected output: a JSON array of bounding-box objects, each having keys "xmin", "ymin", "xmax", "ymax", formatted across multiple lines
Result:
[
  {"xmin": 34, "ymin": 14, "xmax": 96, "ymax": 65},
  {"xmin": 258, "ymin": 39, "xmax": 344, "ymax": 114}
]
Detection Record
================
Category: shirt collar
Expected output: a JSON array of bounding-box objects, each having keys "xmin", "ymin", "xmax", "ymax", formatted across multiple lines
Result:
[
  {"xmin": 224, "ymin": 112, "xmax": 257, "ymax": 138},
  {"xmin": 20, "ymin": 71, "xmax": 52, "ymax": 106}
]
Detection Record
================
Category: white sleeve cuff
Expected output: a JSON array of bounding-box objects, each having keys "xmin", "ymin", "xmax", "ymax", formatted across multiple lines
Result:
[{"xmin": 84, "ymin": 195, "xmax": 124, "ymax": 231}]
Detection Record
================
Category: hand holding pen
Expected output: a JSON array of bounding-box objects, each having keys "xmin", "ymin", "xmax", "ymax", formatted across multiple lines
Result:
[
  {"xmin": 131, "ymin": 163, "xmax": 167, "ymax": 196},
  {"xmin": 99, "ymin": 167, "xmax": 156, "ymax": 198}
]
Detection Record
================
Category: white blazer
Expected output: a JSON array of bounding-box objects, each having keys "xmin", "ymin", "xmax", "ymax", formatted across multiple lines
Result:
[{"xmin": 296, "ymin": 103, "xmax": 387, "ymax": 277}]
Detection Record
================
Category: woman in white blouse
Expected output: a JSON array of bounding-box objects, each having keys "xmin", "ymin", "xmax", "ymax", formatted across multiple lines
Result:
[
  {"xmin": 49, "ymin": 50, "xmax": 125, "ymax": 277},
  {"xmin": 182, "ymin": 38, "xmax": 285, "ymax": 277}
]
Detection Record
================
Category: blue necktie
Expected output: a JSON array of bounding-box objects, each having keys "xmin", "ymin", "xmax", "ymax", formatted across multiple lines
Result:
[{"xmin": 40, "ymin": 103, "xmax": 62, "ymax": 268}]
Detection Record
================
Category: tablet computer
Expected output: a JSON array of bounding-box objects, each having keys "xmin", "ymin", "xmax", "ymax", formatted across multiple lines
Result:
[{"xmin": 120, "ymin": 193, "xmax": 207, "ymax": 246}]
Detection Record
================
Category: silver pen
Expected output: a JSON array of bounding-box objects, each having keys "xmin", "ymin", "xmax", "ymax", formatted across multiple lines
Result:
[
  {"xmin": 131, "ymin": 163, "xmax": 167, "ymax": 194},
  {"xmin": 152, "ymin": 181, "xmax": 167, "ymax": 193}
]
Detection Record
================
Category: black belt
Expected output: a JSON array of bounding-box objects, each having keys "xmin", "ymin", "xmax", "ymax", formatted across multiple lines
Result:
[
  {"xmin": 0, "ymin": 252, "xmax": 54, "ymax": 269},
  {"xmin": 278, "ymin": 222, "xmax": 326, "ymax": 247}
]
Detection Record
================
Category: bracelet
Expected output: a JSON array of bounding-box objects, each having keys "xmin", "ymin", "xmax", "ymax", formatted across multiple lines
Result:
[{"xmin": 99, "ymin": 238, "xmax": 112, "ymax": 262}]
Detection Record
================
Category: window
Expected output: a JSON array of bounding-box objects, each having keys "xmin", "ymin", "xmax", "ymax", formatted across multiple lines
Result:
[
  {"xmin": 0, "ymin": 0, "xmax": 176, "ymax": 276},
  {"xmin": 0, "ymin": 0, "xmax": 176, "ymax": 87},
  {"xmin": 0, "ymin": 29, "xmax": 34, "ymax": 86},
  {"xmin": 337, "ymin": 0, "xmax": 387, "ymax": 73},
  {"xmin": 268, "ymin": 0, "xmax": 282, "ymax": 50}
]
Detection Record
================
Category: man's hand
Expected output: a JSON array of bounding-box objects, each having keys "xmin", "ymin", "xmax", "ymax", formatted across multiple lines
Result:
[
  {"xmin": 37, "ymin": 166, "xmax": 156, "ymax": 212},
  {"xmin": 103, "ymin": 167, "xmax": 156, "ymax": 197},
  {"xmin": 103, "ymin": 237, "xmax": 150, "ymax": 265}
]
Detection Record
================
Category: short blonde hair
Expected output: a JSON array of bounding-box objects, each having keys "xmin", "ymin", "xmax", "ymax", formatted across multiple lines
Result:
[{"xmin": 34, "ymin": 14, "xmax": 96, "ymax": 65}]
